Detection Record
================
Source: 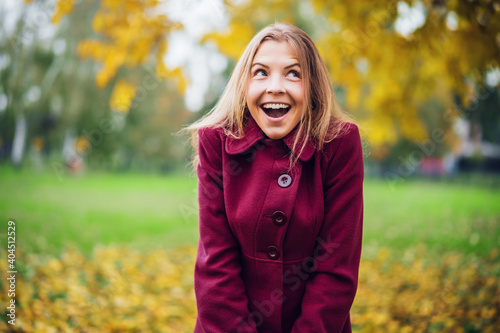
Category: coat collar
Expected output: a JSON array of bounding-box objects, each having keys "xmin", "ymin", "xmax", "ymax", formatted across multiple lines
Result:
[{"xmin": 225, "ymin": 115, "xmax": 316, "ymax": 162}]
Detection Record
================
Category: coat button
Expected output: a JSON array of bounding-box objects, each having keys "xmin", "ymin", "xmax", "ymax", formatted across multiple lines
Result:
[
  {"xmin": 272, "ymin": 211, "xmax": 287, "ymax": 226},
  {"xmin": 278, "ymin": 174, "xmax": 292, "ymax": 188},
  {"xmin": 266, "ymin": 246, "xmax": 280, "ymax": 260}
]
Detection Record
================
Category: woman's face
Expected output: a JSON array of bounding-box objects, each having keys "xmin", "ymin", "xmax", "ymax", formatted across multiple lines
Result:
[{"xmin": 246, "ymin": 40, "xmax": 305, "ymax": 140}]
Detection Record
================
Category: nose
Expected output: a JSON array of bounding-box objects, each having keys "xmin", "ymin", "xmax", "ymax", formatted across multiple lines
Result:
[{"xmin": 266, "ymin": 74, "xmax": 286, "ymax": 94}]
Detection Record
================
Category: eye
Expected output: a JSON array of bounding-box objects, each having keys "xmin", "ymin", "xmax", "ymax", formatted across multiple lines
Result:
[
  {"xmin": 254, "ymin": 69, "xmax": 267, "ymax": 77},
  {"xmin": 287, "ymin": 70, "xmax": 300, "ymax": 78}
]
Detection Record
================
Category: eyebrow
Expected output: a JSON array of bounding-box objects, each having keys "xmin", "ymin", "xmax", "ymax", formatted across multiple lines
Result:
[{"xmin": 251, "ymin": 62, "xmax": 300, "ymax": 69}]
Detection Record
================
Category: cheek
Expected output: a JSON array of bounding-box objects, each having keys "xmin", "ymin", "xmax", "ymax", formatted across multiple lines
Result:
[
  {"xmin": 246, "ymin": 81, "xmax": 263, "ymax": 104},
  {"xmin": 246, "ymin": 93, "xmax": 256, "ymax": 107},
  {"xmin": 287, "ymin": 84, "xmax": 304, "ymax": 104}
]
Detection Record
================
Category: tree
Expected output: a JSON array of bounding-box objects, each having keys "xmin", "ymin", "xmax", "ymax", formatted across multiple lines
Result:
[
  {"xmin": 31, "ymin": 0, "xmax": 500, "ymax": 161},
  {"xmin": 204, "ymin": 0, "xmax": 500, "ymax": 159},
  {"xmin": 46, "ymin": 0, "xmax": 187, "ymax": 114}
]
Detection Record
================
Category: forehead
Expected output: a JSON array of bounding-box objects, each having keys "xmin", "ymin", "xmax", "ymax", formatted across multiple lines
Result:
[{"xmin": 252, "ymin": 40, "xmax": 300, "ymax": 65}]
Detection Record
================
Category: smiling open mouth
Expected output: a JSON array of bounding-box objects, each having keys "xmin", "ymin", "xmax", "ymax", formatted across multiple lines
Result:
[{"xmin": 260, "ymin": 103, "xmax": 291, "ymax": 118}]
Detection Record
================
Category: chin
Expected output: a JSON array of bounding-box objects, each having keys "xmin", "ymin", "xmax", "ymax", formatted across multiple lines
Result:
[{"xmin": 262, "ymin": 127, "xmax": 290, "ymax": 140}]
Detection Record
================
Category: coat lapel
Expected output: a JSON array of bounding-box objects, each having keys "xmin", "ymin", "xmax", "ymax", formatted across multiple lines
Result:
[{"xmin": 225, "ymin": 115, "xmax": 316, "ymax": 162}]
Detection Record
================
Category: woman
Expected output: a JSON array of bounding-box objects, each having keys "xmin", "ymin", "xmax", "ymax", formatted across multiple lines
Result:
[{"xmin": 186, "ymin": 22, "xmax": 364, "ymax": 333}]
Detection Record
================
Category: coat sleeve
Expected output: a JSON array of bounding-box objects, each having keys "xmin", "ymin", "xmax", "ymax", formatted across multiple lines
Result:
[
  {"xmin": 291, "ymin": 123, "xmax": 364, "ymax": 333},
  {"xmin": 194, "ymin": 127, "xmax": 258, "ymax": 333}
]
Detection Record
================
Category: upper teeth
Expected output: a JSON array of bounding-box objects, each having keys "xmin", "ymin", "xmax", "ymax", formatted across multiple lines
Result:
[{"xmin": 262, "ymin": 103, "xmax": 289, "ymax": 109}]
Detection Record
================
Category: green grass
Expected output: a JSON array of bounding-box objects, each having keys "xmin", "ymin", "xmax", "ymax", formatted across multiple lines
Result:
[
  {"xmin": 0, "ymin": 168, "xmax": 200, "ymax": 257},
  {"xmin": 0, "ymin": 167, "xmax": 499, "ymax": 259},
  {"xmin": 363, "ymin": 177, "xmax": 500, "ymax": 258}
]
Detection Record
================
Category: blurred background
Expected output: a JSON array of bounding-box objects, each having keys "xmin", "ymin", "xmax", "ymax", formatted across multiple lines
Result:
[{"xmin": 0, "ymin": 0, "xmax": 499, "ymax": 332}]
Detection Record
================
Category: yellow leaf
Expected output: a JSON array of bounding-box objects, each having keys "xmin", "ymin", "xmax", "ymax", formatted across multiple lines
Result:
[
  {"xmin": 75, "ymin": 137, "xmax": 89, "ymax": 153},
  {"xmin": 203, "ymin": 21, "xmax": 255, "ymax": 60},
  {"xmin": 51, "ymin": 0, "xmax": 75, "ymax": 24},
  {"xmin": 110, "ymin": 79, "xmax": 137, "ymax": 113},
  {"xmin": 156, "ymin": 64, "xmax": 188, "ymax": 94}
]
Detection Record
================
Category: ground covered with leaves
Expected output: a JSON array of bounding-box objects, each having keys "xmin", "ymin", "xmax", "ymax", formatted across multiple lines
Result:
[{"xmin": 1, "ymin": 245, "xmax": 498, "ymax": 332}]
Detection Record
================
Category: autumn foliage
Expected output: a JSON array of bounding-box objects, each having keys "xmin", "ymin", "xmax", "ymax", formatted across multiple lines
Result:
[
  {"xmin": 39, "ymin": 0, "xmax": 187, "ymax": 114},
  {"xmin": 1, "ymin": 246, "xmax": 498, "ymax": 332},
  {"xmin": 204, "ymin": 0, "xmax": 500, "ymax": 158},
  {"xmin": 0, "ymin": 246, "xmax": 198, "ymax": 332},
  {"xmin": 39, "ymin": 0, "xmax": 499, "ymax": 157}
]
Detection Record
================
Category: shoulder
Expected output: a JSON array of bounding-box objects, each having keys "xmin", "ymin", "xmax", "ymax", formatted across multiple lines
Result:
[
  {"xmin": 322, "ymin": 121, "xmax": 362, "ymax": 162},
  {"xmin": 320, "ymin": 121, "xmax": 364, "ymax": 185},
  {"xmin": 337, "ymin": 122, "xmax": 360, "ymax": 142},
  {"xmin": 198, "ymin": 126, "xmax": 226, "ymax": 155},
  {"xmin": 198, "ymin": 125, "xmax": 225, "ymax": 143}
]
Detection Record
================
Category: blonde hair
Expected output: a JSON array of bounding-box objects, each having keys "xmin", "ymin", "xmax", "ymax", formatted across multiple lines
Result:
[{"xmin": 184, "ymin": 22, "xmax": 355, "ymax": 167}]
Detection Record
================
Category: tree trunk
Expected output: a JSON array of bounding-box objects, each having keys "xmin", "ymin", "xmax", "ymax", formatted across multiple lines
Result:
[{"xmin": 11, "ymin": 113, "xmax": 26, "ymax": 166}]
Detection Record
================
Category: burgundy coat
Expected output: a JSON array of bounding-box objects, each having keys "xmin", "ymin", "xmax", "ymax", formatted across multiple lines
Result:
[{"xmin": 194, "ymin": 115, "xmax": 364, "ymax": 333}]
